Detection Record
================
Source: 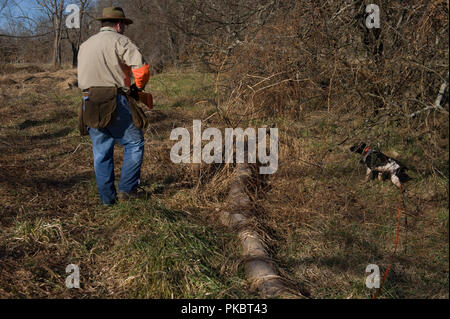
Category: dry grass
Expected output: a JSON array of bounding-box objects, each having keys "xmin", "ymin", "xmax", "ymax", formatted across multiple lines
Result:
[
  {"xmin": 1, "ymin": 0, "xmax": 448, "ymax": 300},
  {"xmin": 0, "ymin": 67, "xmax": 251, "ymax": 298},
  {"xmin": 0, "ymin": 64, "xmax": 447, "ymax": 299},
  {"xmin": 189, "ymin": 107, "xmax": 448, "ymax": 298},
  {"xmin": 265, "ymin": 115, "xmax": 448, "ymax": 298},
  {"xmin": 179, "ymin": 1, "xmax": 449, "ymax": 298}
]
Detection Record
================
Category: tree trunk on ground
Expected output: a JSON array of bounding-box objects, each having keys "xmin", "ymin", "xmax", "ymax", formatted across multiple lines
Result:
[{"xmin": 219, "ymin": 162, "xmax": 304, "ymax": 298}]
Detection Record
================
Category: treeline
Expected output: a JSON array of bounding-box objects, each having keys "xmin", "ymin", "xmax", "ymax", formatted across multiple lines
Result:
[
  {"xmin": 1, "ymin": 0, "xmax": 448, "ymax": 124},
  {"xmin": 0, "ymin": 0, "xmax": 448, "ymax": 177}
]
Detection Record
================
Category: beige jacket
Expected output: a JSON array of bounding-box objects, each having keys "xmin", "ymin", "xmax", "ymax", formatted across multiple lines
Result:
[{"xmin": 77, "ymin": 27, "xmax": 147, "ymax": 90}]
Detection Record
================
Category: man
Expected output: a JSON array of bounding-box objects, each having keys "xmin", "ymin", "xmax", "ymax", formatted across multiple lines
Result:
[{"xmin": 77, "ymin": 7, "xmax": 150, "ymax": 206}]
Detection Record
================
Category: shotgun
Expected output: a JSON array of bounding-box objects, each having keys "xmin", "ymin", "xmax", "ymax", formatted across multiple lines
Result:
[{"xmin": 130, "ymin": 83, "xmax": 153, "ymax": 109}]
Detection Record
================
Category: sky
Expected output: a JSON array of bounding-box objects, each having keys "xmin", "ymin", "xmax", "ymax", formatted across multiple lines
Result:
[
  {"xmin": 1, "ymin": 0, "xmax": 46, "ymax": 33},
  {"xmin": 0, "ymin": 0, "xmax": 95, "ymax": 33},
  {"xmin": 1, "ymin": 0, "xmax": 42, "ymax": 28}
]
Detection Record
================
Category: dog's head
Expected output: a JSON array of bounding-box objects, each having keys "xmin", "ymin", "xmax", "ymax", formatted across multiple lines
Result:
[{"xmin": 350, "ymin": 142, "xmax": 367, "ymax": 154}]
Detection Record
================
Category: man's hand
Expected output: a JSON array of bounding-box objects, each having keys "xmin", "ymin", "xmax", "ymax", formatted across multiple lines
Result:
[
  {"xmin": 130, "ymin": 83, "xmax": 142, "ymax": 101},
  {"xmin": 132, "ymin": 64, "xmax": 150, "ymax": 89}
]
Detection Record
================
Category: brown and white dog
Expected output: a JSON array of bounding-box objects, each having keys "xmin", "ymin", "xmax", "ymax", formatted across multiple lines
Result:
[{"xmin": 350, "ymin": 142, "xmax": 409, "ymax": 189}]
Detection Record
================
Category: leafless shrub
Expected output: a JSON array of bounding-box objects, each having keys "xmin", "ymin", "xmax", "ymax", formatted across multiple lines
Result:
[{"xmin": 179, "ymin": 0, "xmax": 448, "ymax": 174}]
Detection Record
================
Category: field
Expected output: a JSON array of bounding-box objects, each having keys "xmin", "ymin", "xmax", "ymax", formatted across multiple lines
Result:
[{"xmin": 0, "ymin": 64, "xmax": 448, "ymax": 298}]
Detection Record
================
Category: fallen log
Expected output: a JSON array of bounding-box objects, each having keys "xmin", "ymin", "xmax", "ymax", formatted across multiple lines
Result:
[{"xmin": 218, "ymin": 162, "xmax": 304, "ymax": 298}]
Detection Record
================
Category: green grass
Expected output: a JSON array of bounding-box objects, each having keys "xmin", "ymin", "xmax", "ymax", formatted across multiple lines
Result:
[
  {"xmin": 106, "ymin": 200, "xmax": 246, "ymax": 298},
  {"xmin": 148, "ymin": 68, "xmax": 215, "ymax": 109}
]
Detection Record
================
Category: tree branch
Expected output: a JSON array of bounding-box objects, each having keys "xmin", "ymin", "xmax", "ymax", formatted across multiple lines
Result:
[
  {"xmin": 0, "ymin": 30, "xmax": 54, "ymax": 37},
  {"xmin": 408, "ymin": 72, "xmax": 449, "ymax": 118}
]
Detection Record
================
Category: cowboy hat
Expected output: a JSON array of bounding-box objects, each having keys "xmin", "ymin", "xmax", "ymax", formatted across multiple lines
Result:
[{"xmin": 97, "ymin": 7, "xmax": 133, "ymax": 25}]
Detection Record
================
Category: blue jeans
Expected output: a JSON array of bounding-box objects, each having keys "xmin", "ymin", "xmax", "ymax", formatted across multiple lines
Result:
[{"xmin": 87, "ymin": 94, "xmax": 145, "ymax": 205}]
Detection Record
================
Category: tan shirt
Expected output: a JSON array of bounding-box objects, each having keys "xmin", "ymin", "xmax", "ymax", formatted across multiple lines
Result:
[{"xmin": 77, "ymin": 27, "xmax": 147, "ymax": 90}]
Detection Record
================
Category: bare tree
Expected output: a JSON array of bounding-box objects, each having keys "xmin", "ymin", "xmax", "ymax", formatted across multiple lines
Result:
[
  {"xmin": 65, "ymin": 0, "xmax": 90, "ymax": 67},
  {"xmin": 0, "ymin": 0, "xmax": 10, "ymax": 14},
  {"xmin": 114, "ymin": 0, "xmax": 188, "ymax": 72},
  {"xmin": 35, "ymin": 0, "xmax": 65, "ymax": 66}
]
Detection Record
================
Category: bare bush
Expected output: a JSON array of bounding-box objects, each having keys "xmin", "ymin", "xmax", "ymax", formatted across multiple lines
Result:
[
  {"xmin": 201, "ymin": 1, "xmax": 448, "ymax": 118},
  {"xmin": 172, "ymin": 0, "xmax": 448, "ymax": 174}
]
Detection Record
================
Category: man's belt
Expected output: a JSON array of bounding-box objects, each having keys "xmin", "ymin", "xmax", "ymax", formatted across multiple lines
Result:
[
  {"xmin": 83, "ymin": 87, "xmax": 151, "ymax": 108},
  {"xmin": 83, "ymin": 88, "xmax": 127, "ymax": 97}
]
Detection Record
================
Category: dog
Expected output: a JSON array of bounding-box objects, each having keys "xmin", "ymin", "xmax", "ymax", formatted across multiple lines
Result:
[{"xmin": 350, "ymin": 142, "xmax": 409, "ymax": 189}]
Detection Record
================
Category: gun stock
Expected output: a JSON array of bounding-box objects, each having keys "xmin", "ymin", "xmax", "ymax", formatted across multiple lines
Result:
[{"xmin": 138, "ymin": 91, "xmax": 153, "ymax": 109}]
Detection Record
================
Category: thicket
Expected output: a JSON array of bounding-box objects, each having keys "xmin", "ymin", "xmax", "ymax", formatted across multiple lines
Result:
[
  {"xmin": 168, "ymin": 0, "xmax": 449, "ymax": 176},
  {"xmin": 2, "ymin": 0, "xmax": 448, "ymax": 173}
]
